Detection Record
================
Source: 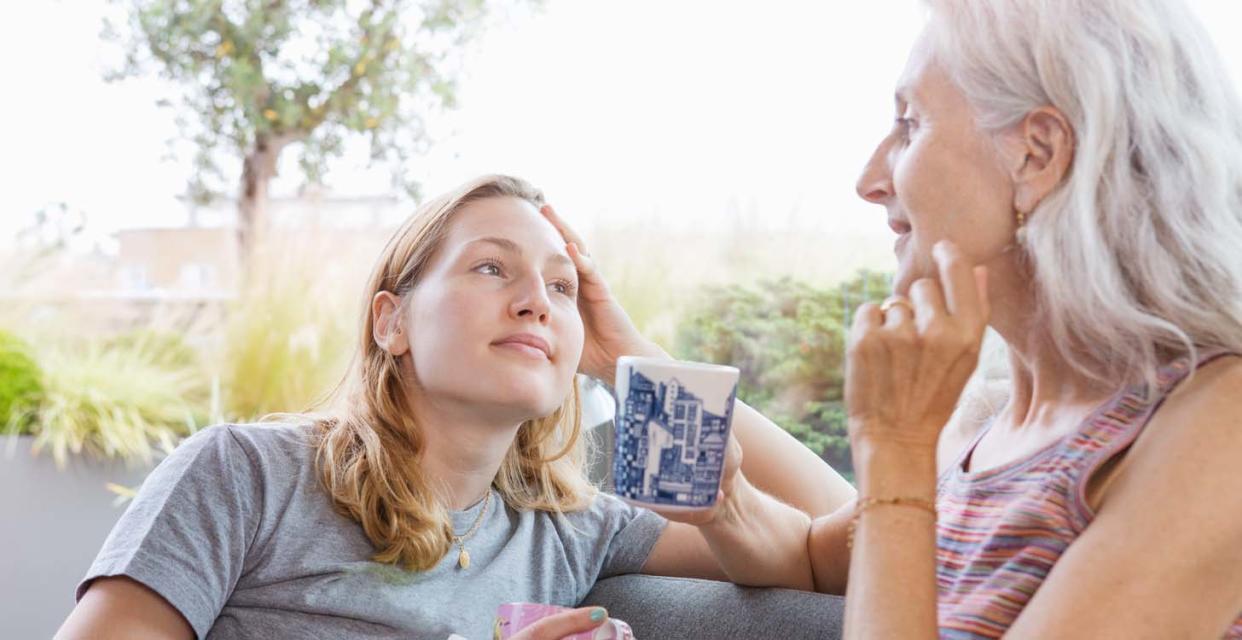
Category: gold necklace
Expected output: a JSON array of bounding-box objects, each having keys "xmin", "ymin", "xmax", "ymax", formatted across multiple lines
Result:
[{"xmin": 450, "ymin": 490, "xmax": 491, "ymax": 570}]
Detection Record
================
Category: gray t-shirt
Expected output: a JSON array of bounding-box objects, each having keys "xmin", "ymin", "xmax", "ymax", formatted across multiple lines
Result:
[{"xmin": 77, "ymin": 423, "xmax": 667, "ymax": 640}]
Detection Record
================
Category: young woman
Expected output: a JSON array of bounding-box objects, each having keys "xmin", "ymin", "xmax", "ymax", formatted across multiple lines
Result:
[
  {"xmin": 57, "ymin": 175, "xmax": 854, "ymax": 640},
  {"xmin": 809, "ymin": 0, "xmax": 1242, "ymax": 637}
]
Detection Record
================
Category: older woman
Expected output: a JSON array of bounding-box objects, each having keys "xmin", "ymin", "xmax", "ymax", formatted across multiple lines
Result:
[{"xmin": 810, "ymin": 0, "xmax": 1242, "ymax": 638}]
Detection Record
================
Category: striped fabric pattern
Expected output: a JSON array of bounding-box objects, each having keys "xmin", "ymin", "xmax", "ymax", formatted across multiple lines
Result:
[{"xmin": 935, "ymin": 352, "xmax": 1242, "ymax": 638}]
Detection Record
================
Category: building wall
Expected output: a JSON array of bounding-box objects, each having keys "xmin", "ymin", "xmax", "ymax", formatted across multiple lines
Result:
[{"xmin": 115, "ymin": 227, "xmax": 238, "ymax": 295}]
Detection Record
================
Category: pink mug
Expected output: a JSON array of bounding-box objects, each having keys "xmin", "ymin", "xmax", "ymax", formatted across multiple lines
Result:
[{"xmin": 493, "ymin": 603, "xmax": 634, "ymax": 640}]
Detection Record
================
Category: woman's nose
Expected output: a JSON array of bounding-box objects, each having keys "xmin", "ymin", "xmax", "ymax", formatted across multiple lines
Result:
[
  {"xmin": 856, "ymin": 140, "xmax": 895, "ymax": 204},
  {"xmin": 509, "ymin": 276, "xmax": 551, "ymax": 324}
]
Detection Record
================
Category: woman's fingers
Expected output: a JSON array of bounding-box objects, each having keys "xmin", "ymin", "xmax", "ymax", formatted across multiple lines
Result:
[
  {"xmin": 511, "ymin": 607, "xmax": 608, "ymax": 640},
  {"xmin": 541, "ymin": 204, "xmax": 590, "ymax": 256},
  {"xmin": 567, "ymin": 242, "xmax": 615, "ymax": 307},
  {"xmin": 724, "ymin": 433, "xmax": 743, "ymax": 474},
  {"xmin": 847, "ymin": 302, "xmax": 886, "ymax": 372},
  {"xmin": 880, "ymin": 296, "xmax": 915, "ymax": 330},
  {"xmin": 908, "ymin": 278, "xmax": 947, "ymax": 334},
  {"xmin": 566, "ymin": 242, "xmax": 599, "ymax": 282},
  {"xmin": 851, "ymin": 302, "xmax": 884, "ymax": 337},
  {"xmin": 932, "ymin": 241, "xmax": 982, "ymax": 322},
  {"xmin": 545, "ymin": 206, "xmax": 611, "ymax": 299},
  {"xmin": 846, "ymin": 303, "xmax": 885, "ymax": 415}
]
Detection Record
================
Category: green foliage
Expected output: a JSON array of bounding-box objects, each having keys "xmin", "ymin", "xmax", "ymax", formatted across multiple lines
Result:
[
  {"xmin": 0, "ymin": 331, "xmax": 44, "ymax": 435},
  {"xmin": 33, "ymin": 337, "xmax": 207, "ymax": 467},
  {"xmin": 674, "ymin": 271, "xmax": 891, "ymax": 477},
  {"xmin": 104, "ymin": 0, "xmax": 503, "ymax": 201}
]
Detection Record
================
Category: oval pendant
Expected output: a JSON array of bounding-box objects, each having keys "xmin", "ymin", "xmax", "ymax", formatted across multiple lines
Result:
[{"xmin": 458, "ymin": 547, "xmax": 470, "ymax": 569}]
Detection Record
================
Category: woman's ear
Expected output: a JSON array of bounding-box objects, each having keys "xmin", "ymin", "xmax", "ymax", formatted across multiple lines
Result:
[
  {"xmin": 372, "ymin": 291, "xmax": 409, "ymax": 356},
  {"xmin": 1008, "ymin": 106, "xmax": 1075, "ymax": 215}
]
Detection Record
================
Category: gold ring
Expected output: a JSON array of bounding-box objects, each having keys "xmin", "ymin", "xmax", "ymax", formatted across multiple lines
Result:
[{"xmin": 880, "ymin": 297, "xmax": 915, "ymax": 316}]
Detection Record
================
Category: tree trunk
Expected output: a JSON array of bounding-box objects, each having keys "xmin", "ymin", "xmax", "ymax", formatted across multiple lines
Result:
[{"xmin": 237, "ymin": 134, "xmax": 285, "ymax": 267}]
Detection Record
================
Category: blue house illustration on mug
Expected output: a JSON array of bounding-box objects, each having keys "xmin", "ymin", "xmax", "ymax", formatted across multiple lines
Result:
[{"xmin": 615, "ymin": 370, "xmax": 735, "ymax": 506}]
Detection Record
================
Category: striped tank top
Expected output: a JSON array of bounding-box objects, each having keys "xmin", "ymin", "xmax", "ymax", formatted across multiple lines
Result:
[{"xmin": 936, "ymin": 351, "xmax": 1241, "ymax": 638}]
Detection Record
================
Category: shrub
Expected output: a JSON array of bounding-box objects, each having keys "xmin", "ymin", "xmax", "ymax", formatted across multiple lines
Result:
[
  {"xmin": 0, "ymin": 331, "xmax": 44, "ymax": 435},
  {"xmin": 674, "ymin": 271, "xmax": 891, "ymax": 478},
  {"xmin": 34, "ymin": 337, "xmax": 206, "ymax": 467}
]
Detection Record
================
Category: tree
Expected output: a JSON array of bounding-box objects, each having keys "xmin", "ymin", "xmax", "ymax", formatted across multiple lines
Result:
[{"xmin": 104, "ymin": 0, "xmax": 501, "ymax": 258}]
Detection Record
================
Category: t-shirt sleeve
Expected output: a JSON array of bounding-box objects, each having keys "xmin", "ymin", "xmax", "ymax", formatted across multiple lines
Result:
[
  {"xmin": 76, "ymin": 425, "xmax": 261, "ymax": 640},
  {"xmin": 562, "ymin": 492, "xmax": 668, "ymax": 601}
]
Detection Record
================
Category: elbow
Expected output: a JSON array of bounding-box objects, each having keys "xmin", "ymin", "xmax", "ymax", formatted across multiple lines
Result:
[{"xmin": 808, "ymin": 511, "xmax": 852, "ymax": 595}]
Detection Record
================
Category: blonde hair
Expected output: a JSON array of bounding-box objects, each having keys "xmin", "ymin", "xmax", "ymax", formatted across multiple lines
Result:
[
  {"xmin": 312, "ymin": 175, "xmax": 596, "ymax": 571},
  {"xmin": 924, "ymin": 0, "xmax": 1242, "ymax": 389}
]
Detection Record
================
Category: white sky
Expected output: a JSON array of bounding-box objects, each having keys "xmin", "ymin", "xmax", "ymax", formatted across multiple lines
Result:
[{"xmin": 2, "ymin": 0, "xmax": 1241, "ymax": 250}]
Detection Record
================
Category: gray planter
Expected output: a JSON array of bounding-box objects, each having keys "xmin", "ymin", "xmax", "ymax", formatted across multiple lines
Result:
[{"xmin": 0, "ymin": 436, "xmax": 156, "ymax": 639}]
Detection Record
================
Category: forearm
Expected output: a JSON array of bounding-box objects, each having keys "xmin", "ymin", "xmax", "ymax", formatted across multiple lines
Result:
[
  {"xmin": 732, "ymin": 400, "xmax": 858, "ymax": 517},
  {"xmin": 844, "ymin": 442, "xmax": 939, "ymax": 640},
  {"xmin": 699, "ymin": 474, "xmax": 815, "ymax": 590},
  {"xmin": 808, "ymin": 500, "xmax": 856, "ymax": 595}
]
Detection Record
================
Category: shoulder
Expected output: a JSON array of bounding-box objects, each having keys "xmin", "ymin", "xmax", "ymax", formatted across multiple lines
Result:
[
  {"xmin": 182, "ymin": 421, "xmax": 315, "ymax": 466},
  {"xmin": 566, "ymin": 491, "xmax": 635, "ymax": 520},
  {"xmin": 1140, "ymin": 353, "xmax": 1242, "ymax": 450},
  {"xmin": 542, "ymin": 492, "xmax": 668, "ymax": 587},
  {"xmin": 1108, "ymin": 354, "xmax": 1242, "ymax": 504},
  {"xmin": 1015, "ymin": 356, "xmax": 1242, "ymax": 635},
  {"xmin": 151, "ymin": 422, "xmax": 317, "ymax": 493},
  {"xmin": 546, "ymin": 491, "xmax": 665, "ymax": 538},
  {"xmin": 211, "ymin": 421, "xmax": 317, "ymax": 461},
  {"xmin": 1163, "ymin": 353, "xmax": 1242, "ymax": 414}
]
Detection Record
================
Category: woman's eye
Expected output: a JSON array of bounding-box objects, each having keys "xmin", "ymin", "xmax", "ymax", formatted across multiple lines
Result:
[
  {"xmin": 549, "ymin": 280, "xmax": 576, "ymax": 297},
  {"xmin": 895, "ymin": 117, "xmax": 915, "ymax": 135},
  {"xmin": 475, "ymin": 261, "xmax": 503, "ymax": 276}
]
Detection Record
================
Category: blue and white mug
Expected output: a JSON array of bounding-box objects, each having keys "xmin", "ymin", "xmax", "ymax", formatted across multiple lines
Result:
[{"xmin": 613, "ymin": 356, "xmax": 740, "ymax": 511}]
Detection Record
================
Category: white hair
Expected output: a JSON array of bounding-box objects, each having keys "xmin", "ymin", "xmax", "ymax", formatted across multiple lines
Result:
[{"xmin": 925, "ymin": 0, "xmax": 1242, "ymax": 389}]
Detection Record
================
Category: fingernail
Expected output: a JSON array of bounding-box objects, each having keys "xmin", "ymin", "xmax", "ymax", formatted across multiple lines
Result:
[{"xmin": 590, "ymin": 607, "xmax": 607, "ymax": 622}]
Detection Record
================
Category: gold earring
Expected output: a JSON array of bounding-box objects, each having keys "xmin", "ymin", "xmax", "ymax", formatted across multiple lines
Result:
[{"xmin": 1015, "ymin": 209, "xmax": 1029, "ymax": 244}]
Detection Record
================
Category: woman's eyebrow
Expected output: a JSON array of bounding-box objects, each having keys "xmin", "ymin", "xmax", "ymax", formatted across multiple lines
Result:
[
  {"xmin": 465, "ymin": 236, "xmax": 522, "ymax": 254},
  {"xmin": 464, "ymin": 236, "xmax": 573, "ymax": 268}
]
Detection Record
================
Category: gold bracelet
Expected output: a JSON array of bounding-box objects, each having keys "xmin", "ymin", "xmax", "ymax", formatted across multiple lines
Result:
[{"xmin": 846, "ymin": 496, "xmax": 937, "ymax": 550}]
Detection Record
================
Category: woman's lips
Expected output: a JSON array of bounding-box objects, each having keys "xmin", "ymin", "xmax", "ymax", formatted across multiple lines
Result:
[
  {"xmin": 888, "ymin": 217, "xmax": 912, "ymax": 254},
  {"xmin": 492, "ymin": 342, "xmax": 550, "ymax": 360},
  {"xmin": 491, "ymin": 333, "xmax": 552, "ymax": 361},
  {"xmin": 887, "ymin": 218, "xmax": 912, "ymax": 234}
]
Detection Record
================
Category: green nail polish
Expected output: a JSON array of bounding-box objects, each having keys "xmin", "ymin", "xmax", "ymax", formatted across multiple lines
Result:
[{"xmin": 590, "ymin": 607, "xmax": 607, "ymax": 622}]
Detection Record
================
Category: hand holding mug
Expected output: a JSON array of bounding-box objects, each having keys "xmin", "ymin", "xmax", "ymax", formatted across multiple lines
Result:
[
  {"xmin": 500, "ymin": 605, "xmax": 631, "ymax": 640},
  {"xmin": 642, "ymin": 433, "xmax": 744, "ymax": 528}
]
